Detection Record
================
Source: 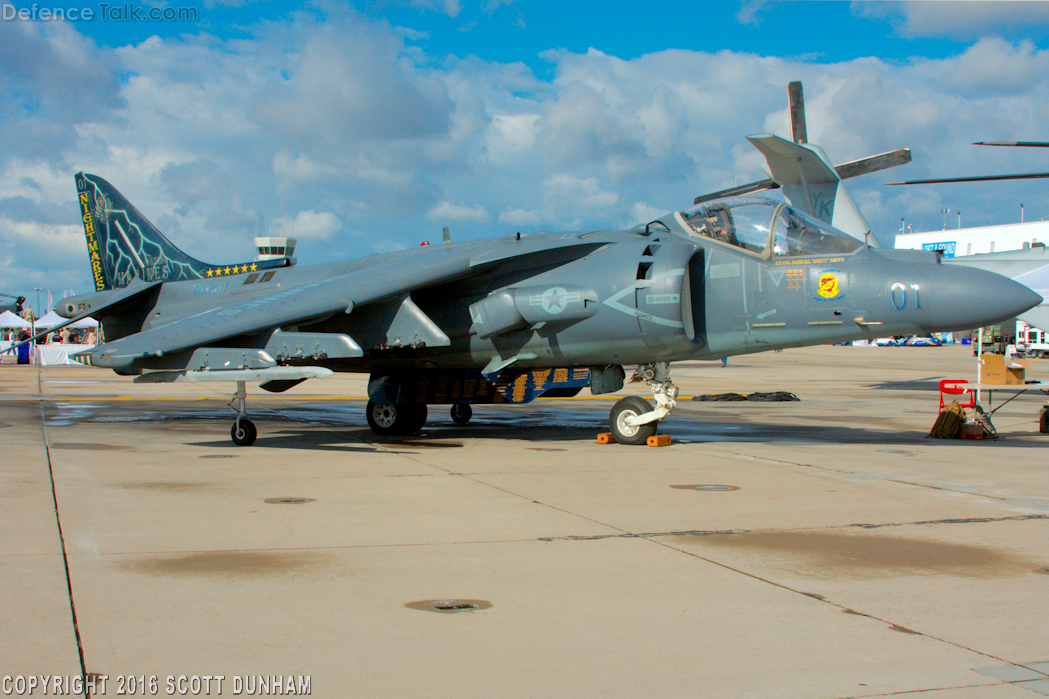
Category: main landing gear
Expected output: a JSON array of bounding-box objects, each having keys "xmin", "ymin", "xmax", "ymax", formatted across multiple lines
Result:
[
  {"xmin": 366, "ymin": 401, "xmax": 428, "ymax": 436},
  {"xmin": 608, "ymin": 362, "xmax": 678, "ymax": 445},
  {"xmin": 230, "ymin": 380, "xmax": 257, "ymax": 446}
]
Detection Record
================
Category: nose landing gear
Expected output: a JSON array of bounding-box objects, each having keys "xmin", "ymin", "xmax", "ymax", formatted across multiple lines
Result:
[{"xmin": 607, "ymin": 362, "xmax": 678, "ymax": 445}]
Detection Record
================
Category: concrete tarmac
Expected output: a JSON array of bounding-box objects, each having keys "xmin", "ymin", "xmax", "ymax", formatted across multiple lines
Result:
[{"xmin": 2, "ymin": 345, "xmax": 1048, "ymax": 698}]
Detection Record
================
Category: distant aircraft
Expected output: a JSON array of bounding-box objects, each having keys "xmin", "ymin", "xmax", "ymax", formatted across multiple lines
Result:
[{"xmin": 0, "ymin": 293, "xmax": 26, "ymax": 315}]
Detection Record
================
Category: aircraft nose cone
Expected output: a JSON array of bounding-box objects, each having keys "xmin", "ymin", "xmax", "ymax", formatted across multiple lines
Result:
[{"xmin": 927, "ymin": 265, "xmax": 1043, "ymax": 331}]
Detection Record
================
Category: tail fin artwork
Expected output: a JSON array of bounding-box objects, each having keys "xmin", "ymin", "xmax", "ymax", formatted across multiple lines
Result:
[{"xmin": 76, "ymin": 172, "xmax": 287, "ymax": 291}]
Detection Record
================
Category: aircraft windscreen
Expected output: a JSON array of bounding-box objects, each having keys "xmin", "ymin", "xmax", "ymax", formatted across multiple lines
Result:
[
  {"xmin": 675, "ymin": 198, "xmax": 864, "ymax": 258},
  {"xmin": 771, "ymin": 208, "xmax": 864, "ymax": 257}
]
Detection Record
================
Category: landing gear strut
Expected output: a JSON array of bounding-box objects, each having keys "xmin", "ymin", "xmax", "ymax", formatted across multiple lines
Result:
[
  {"xmin": 230, "ymin": 380, "xmax": 257, "ymax": 446},
  {"xmin": 608, "ymin": 362, "xmax": 678, "ymax": 445}
]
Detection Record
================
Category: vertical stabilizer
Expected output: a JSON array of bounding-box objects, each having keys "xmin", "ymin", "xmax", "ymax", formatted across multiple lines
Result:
[{"xmin": 75, "ymin": 173, "xmax": 284, "ymax": 290}]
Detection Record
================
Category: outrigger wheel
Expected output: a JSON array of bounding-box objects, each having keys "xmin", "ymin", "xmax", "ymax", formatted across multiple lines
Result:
[
  {"xmin": 231, "ymin": 418, "xmax": 257, "ymax": 446},
  {"xmin": 450, "ymin": 403, "xmax": 473, "ymax": 425},
  {"xmin": 609, "ymin": 396, "xmax": 658, "ymax": 445},
  {"xmin": 366, "ymin": 401, "xmax": 428, "ymax": 436}
]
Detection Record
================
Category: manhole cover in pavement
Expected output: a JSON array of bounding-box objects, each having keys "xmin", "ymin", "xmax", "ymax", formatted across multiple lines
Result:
[
  {"xmin": 670, "ymin": 484, "xmax": 741, "ymax": 491},
  {"xmin": 405, "ymin": 599, "xmax": 492, "ymax": 613},
  {"xmin": 263, "ymin": 498, "xmax": 315, "ymax": 505}
]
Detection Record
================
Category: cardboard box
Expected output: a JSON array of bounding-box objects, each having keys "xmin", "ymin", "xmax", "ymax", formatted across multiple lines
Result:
[{"xmin": 980, "ymin": 354, "xmax": 1034, "ymax": 385}]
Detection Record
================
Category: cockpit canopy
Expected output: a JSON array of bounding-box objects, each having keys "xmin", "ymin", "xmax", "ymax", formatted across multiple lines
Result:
[{"xmin": 672, "ymin": 197, "xmax": 865, "ymax": 258}]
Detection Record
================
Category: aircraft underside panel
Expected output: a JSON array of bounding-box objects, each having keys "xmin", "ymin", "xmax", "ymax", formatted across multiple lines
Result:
[{"xmin": 368, "ymin": 367, "xmax": 592, "ymax": 405}]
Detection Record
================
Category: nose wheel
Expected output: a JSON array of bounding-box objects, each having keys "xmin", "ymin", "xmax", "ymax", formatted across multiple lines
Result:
[
  {"xmin": 609, "ymin": 396, "xmax": 657, "ymax": 445},
  {"xmin": 606, "ymin": 362, "xmax": 679, "ymax": 445}
]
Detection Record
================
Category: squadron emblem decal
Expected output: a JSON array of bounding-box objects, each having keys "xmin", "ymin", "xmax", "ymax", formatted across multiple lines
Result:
[{"xmin": 816, "ymin": 271, "xmax": 843, "ymax": 300}]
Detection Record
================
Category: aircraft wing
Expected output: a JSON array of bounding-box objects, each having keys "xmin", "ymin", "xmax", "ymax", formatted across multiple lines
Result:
[{"xmin": 80, "ymin": 238, "xmax": 607, "ymax": 369}]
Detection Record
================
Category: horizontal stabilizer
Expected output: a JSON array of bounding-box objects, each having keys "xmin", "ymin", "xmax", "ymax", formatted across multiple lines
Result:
[{"xmin": 8, "ymin": 278, "xmax": 161, "ymax": 355}]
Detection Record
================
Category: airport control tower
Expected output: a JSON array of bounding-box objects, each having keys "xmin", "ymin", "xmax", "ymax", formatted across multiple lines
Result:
[{"xmin": 254, "ymin": 236, "xmax": 297, "ymax": 263}]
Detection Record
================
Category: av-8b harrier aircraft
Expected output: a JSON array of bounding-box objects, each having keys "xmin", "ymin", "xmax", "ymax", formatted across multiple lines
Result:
[{"xmin": 35, "ymin": 171, "xmax": 1039, "ymax": 446}]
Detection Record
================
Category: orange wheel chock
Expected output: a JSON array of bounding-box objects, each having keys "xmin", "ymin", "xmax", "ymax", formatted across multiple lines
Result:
[
  {"xmin": 596, "ymin": 433, "xmax": 615, "ymax": 444},
  {"xmin": 646, "ymin": 434, "xmax": 672, "ymax": 447}
]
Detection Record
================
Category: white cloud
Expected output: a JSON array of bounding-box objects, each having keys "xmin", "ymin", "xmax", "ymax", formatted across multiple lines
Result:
[
  {"xmin": 498, "ymin": 208, "xmax": 542, "ymax": 226},
  {"xmin": 485, "ymin": 113, "xmax": 539, "ymax": 163},
  {"xmin": 544, "ymin": 175, "xmax": 619, "ymax": 208},
  {"xmin": 269, "ymin": 210, "xmax": 341, "ymax": 240},
  {"xmin": 854, "ymin": 0, "xmax": 1049, "ymax": 39},
  {"xmin": 427, "ymin": 201, "xmax": 491, "ymax": 223},
  {"xmin": 272, "ymin": 151, "xmax": 340, "ymax": 183}
]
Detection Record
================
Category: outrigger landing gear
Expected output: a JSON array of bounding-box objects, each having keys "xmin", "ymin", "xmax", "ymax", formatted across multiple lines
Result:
[
  {"xmin": 230, "ymin": 380, "xmax": 257, "ymax": 446},
  {"xmin": 608, "ymin": 362, "xmax": 678, "ymax": 445}
]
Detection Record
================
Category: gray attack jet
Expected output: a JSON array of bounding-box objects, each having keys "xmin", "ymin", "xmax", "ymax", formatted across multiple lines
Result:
[{"xmin": 31, "ymin": 172, "xmax": 1041, "ymax": 446}]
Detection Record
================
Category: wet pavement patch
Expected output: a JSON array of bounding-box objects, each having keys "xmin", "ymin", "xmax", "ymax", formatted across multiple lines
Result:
[
  {"xmin": 669, "ymin": 530, "xmax": 1031, "ymax": 578},
  {"xmin": 50, "ymin": 442, "xmax": 132, "ymax": 450},
  {"xmin": 670, "ymin": 484, "xmax": 740, "ymax": 491},
  {"xmin": 405, "ymin": 599, "xmax": 492, "ymax": 613},
  {"xmin": 264, "ymin": 497, "xmax": 315, "ymax": 504},
  {"xmin": 127, "ymin": 551, "xmax": 324, "ymax": 578}
]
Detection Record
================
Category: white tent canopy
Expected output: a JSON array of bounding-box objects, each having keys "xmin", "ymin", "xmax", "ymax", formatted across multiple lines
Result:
[
  {"xmin": 34, "ymin": 310, "xmax": 65, "ymax": 328},
  {"xmin": 0, "ymin": 310, "xmax": 31, "ymax": 329},
  {"xmin": 35, "ymin": 310, "xmax": 99, "ymax": 330}
]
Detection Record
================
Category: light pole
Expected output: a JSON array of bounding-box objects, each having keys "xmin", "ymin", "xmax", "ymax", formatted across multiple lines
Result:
[
  {"xmin": 957, "ymin": 211, "xmax": 961, "ymax": 229},
  {"xmin": 940, "ymin": 208, "xmax": 950, "ymax": 230},
  {"xmin": 1021, "ymin": 203, "xmax": 1025, "ymax": 223},
  {"xmin": 33, "ymin": 286, "xmax": 41, "ymax": 336}
]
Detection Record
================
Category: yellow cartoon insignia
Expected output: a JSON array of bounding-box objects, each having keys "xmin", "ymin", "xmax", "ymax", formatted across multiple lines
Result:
[{"xmin": 817, "ymin": 272, "xmax": 839, "ymax": 299}]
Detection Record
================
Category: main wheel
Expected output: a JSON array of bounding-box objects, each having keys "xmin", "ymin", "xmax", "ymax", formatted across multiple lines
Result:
[
  {"xmin": 609, "ymin": 396, "xmax": 657, "ymax": 445},
  {"xmin": 1040, "ymin": 409, "xmax": 1049, "ymax": 434},
  {"xmin": 231, "ymin": 418, "xmax": 257, "ymax": 446},
  {"xmin": 366, "ymin": 401, "xmax": 428, "ymax": 436},
  {"xmin": 450, "ymin": 403, "xmax": 473, "ymax": 425}
]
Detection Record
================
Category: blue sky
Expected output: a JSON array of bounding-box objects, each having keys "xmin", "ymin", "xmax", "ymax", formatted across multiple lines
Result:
[{"xmin": 3, "ymin": 0, "xmax": 1049, "ymax": 306}]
